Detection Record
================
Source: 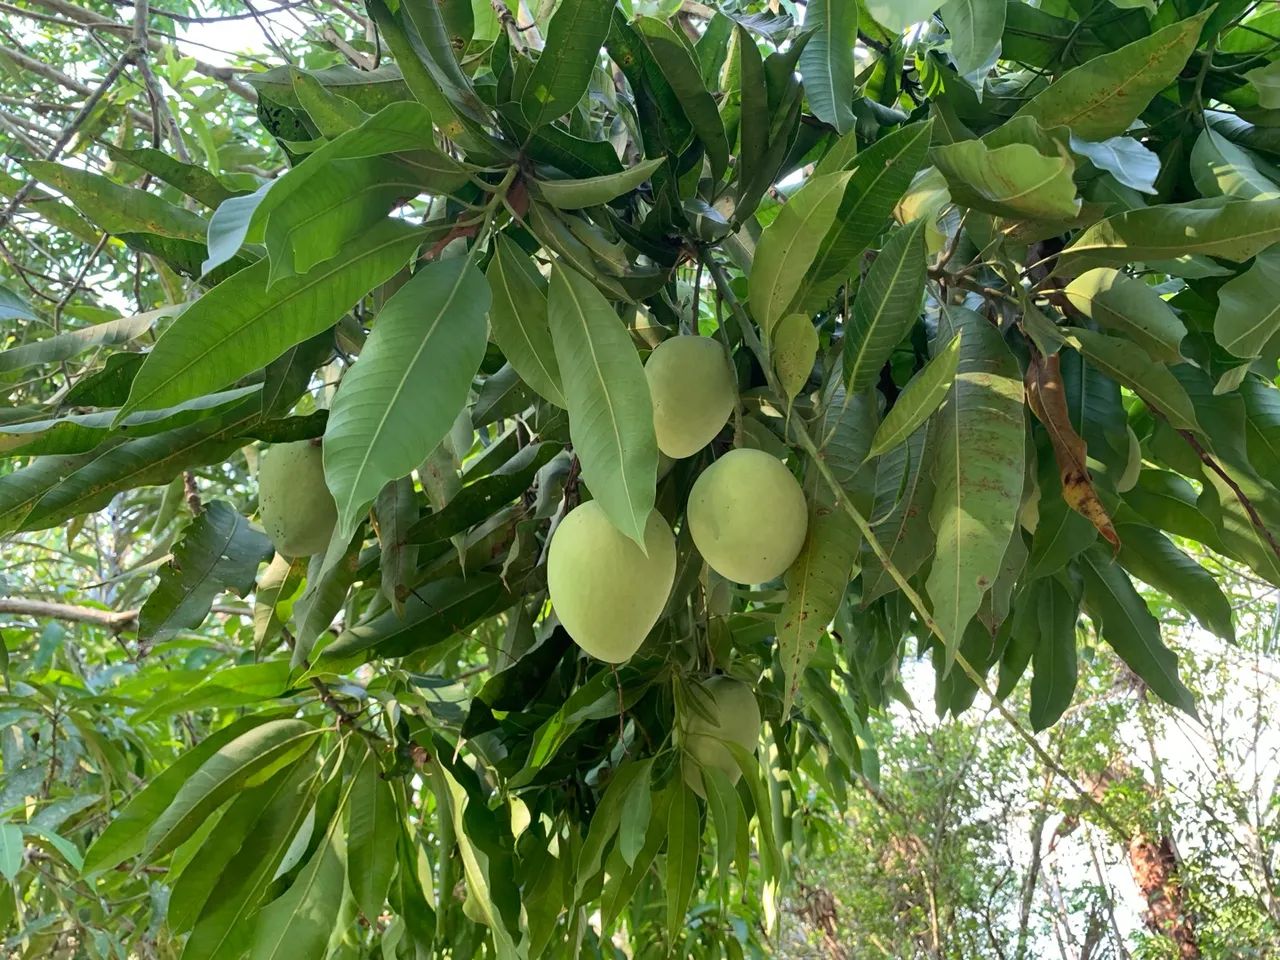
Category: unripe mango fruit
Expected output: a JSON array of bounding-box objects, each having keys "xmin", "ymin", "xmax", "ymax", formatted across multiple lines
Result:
[
  {"xmin": 258, "ymin": 440, "xmax": 338, "ymax": 558},
  {"xmin": 683, "ymin": 676, "xmax": 761, "ymax": 796},
  {"xmin": 547, "ymin": 501, "xmax": 676, "ymax": 662},
  {"xmin": 644, "ymin": 335, "xmax": 737, "ymax": 458},
  {"xmin": 687, "ymin": 448, "xmax": 808, "ymax": 583}
]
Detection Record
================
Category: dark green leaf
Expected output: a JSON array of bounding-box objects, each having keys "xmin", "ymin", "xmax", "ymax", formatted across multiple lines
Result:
[
  {"xmin": 138, "ymin": 500, "xmax": 271, "ymax": 645},
  {"xmin": 520, "ymin": 0, "xmax": 613, "ymax": 128},
  {"xmin": 1079, "ymin": 546, "xmax": 1196, "ymax": 715},
  {"xmin": 843, "ymin": 220, "xmax": 927, "ymax": 393},
  {"xmin": 121, "ymin": 220, "xmax": 424, "ymax": 417}
]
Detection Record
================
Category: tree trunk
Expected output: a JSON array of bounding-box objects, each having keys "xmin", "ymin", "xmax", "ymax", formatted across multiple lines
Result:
[{"xmin": 1128, "ymin": 832, "xmax": 1199, "ymax": 959}]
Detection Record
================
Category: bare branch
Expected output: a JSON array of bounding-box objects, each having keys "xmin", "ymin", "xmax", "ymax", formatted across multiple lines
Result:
[
  {"xmin": 0, "ymin": 51, "xmax": 135, "ymax": 235},
  {"xmin": 24, "ymin": 0, "xmax": 259, "ymax": 102},
  {"xmin": 0, "ymin": 598, "xmax": 253, "ymax": 631}
]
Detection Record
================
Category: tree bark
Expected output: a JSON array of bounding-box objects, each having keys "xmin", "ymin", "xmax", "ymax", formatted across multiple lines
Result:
[{"xmin": 1128, "ymin": 833, "xmax": 1200, "ymax": 959}]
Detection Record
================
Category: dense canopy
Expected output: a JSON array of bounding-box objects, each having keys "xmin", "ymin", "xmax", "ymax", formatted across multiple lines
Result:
[{"xmin": 2, "ymin": 0, "xmax": 1280, "ymax": 956}]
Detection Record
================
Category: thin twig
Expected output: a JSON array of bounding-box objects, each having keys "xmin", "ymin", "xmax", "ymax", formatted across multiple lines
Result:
[{"xmin": 0, "ymin": 52, "xmax": 134, "ymax": 235}]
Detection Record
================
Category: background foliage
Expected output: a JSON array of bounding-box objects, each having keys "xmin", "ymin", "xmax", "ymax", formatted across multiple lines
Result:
[{"xmin": 1, "ymin": 0, "xmax": 1280, "ymax": 957}]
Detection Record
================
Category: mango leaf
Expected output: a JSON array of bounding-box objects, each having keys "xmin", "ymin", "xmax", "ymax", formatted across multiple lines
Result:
[
  {"xmin": 293, "ymin": 530, "xmax": 363, "ymax": 668},
  {"xmin": 0, "ymin": 824, "xmax": 20, "ymax": 882},
  {"xmin": 437, "ymin": 764, "xmax": 524, "ymax": 960},
  {"xmin": 0, "ymin": 309, "xmax": 164, "ymax": 375},
  {"xmin": 324, "ymin": 257, "xmax": 489, "ymax": 541},
  {"xmin": 248, "ymin": 63, "xmax": 413, "ymax": 114},
  {"xmin": 486, "ymin": 235, "xmax": 565, "ymax": 407},
  {"xmin": 1241, "ymin": 378, "xmax": 1280, "ymax": 480},
  {"xmin": 1063, "ymin": 328, "xmax": 1201, "ymax": 433},
  {"xmin": 180, "ymin": 760, "xmax": 323, "ymax": 960},
  {"xmin": 749, "ymin": 171, "xmax": 853, "ymax": 334},
  {"xmin": 263, "ymin": 156, "xmax": 447, "ymax": 285},
  {"xmin": 405, "ymin": 443, "xmax": 560, "ymax": 545},
  {"xmin": 771, "ymin": 314, "xmax": 818, "ymax": 400},
  {"xmin": 1078, "ymin": 546, "xmax": 1196, "ymax": 715},
  {"xmin": 347, "ymin": 749, "xmax": 398, "ymax": 921},
  {"xmin": 942, "ymin": 0, "xmax": 1005, "ymax": 77},
  {"xmin": 234, "ymin": 102, "xmax": 465, "ymax": 279},
  {"xmin": 702, "ymin": 766, "xmax": 749, "ymax": 892},
  {"xmin": 521, "ymin": 0, "xmax": 613, "ymax": 129},
  {"xmin": 2, "ymin": 402, "xmax": 264, "ymax": 535},
  {"xmin": 1245, "ymin": 59, "xmax": 1280, "ymax": 108},
  {"xmin": 862, "ymin": 422, "xmax": 935, "ymax": 604},
  {"xmin": 121, "ymin": 219, "xmax": 423, "ymax": 418},
  {"xmin": 400, "ymin": 0, "xmax": 489, "ymax": 121},
  {"xmin": 1116, "ymin": 521, "xmax": 1234, "ymax": 643},
  {"xmin": 145, "ymin": 718, "xmax": 321, "ymax": 858},
  {"xmin": 1063, "ymin": 268, "xmax": 1185, "ymax": 363},
  {"xmin": 536, "ymin": 157, "xmax": 665, "ymax": 210},
  {"xmin": 777, "ymin": 495, "xmax": 858, "ymax": 714},
  {"xmin": 1189, "ymin": 127, "xmax": 1279, "ymax": 200},
  {"xmin": 1028, "ymin": 575, "xmax": 1080, "ymax": 731},
  {"xmin": 634, "ymin": 17, "xmax": 729, "ymax": 181},
  {"xmin": 165, "ymin": 763, "xmax": 302, "ymax": 934},
  {"xmin": 131, "ymin": 662, "xmax": 294, "ymax": 723},
  {"xmin": 665, "ymin": 782, "xmax": 699, "ymax": 935},
  {"xmin": 248, "ymin": 814, "xmax": 347, "ymax": 960},
  {"xmin": 1026, "ymin": 470, "xmax": 1098, "ymax": 580},
  {"xmin": 0, "ymin": 286, "xmax": 36, "ymax": 322},
  {"xmin": 291, "ymin": 68, "xmax": 369, "ymax": 136},
  {"xmin": 321, "ymin": 574, "xmax": 504, "ymax": 661},
  {"xmin": 1215, "ymin": 247, "xmax": 1280, "ymax": 359},
  {"xmin": 0, "ymin": 386, "xmax": 262, "ymax": 457},
  {"xmin": 926, "ymin": 308, "xmax": 1025, "ymax": 663},
  {"xmin": 1011, "ymin": 10, "xmax": 1208, "ymax": 141},
  {"xmin": 931, "ymin": 138, "xmax": 1079, "ymax": 220},
  {"xmin": 1069, "ymin": 134, "xmax": 1160, "ymax": 195},
  {"xmin": 63, "ymin": 353, "xmax": 146, "ymax": 407},
  {"xmin": 375, "ymin": 477, "xmax": 418, "ymax": 617},
  {"xmin": 796, "ymin": 119, "xmax": 933, "ymax": 311},
  {"xmin": 1025, "ymin": 351, "xmax": 1118, "ymax": 549},
  {"xmin": 843, "ymin": 220, "xmax": 927, "ymax": 393},
  {"xmin": 254, "ymin": 553, "xmax": 304, "ymax": 653},
  {"xmin": 82, "ymin": 711, "xmax": 291, "ymax": 874},
  {"xmin": 866, "ymin": 332, "xmax": 961, "ymax": 460},
  {"xmin": 137, "ymin": 501, "xmax": 271, "ymax": 646},
  {"xmin": 547, "ymin": 264, "xmax": 656, "ymax": 547},
  {"xmin": 23, "ymin": 160, "xmax": 209, "ymax": 243},
  {"xmin": 107, "ymin": 145, "xmax": 246, "ymax": 209},
  {"xmin": 799, "ymin": 0, "xmax": 857, "ymax": 134},
  {"xmin": 1057, "ymin": 197, "xmax": 1280, "ymax": 274},
  {"xmin": 864, "ymin": 0, "xmax": 940, "ymax": 32},
  {"xmin": 203, "ymin": 183, "xmax": 269, "ymax": 276},
  {"xmin": 575, "ymin": 758, "xmax": 653, "ymax": 900}
]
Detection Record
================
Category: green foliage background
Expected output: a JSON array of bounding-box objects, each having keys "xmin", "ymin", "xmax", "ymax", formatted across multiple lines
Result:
[{"xmin": 1, "ymin": 0, "xmax": 1280, "ymax": 957}]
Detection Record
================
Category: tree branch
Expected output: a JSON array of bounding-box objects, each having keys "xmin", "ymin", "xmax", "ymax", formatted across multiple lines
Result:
[
  {"xmin": 25, "ymin": 0, "xmax": 258, "ymax": 102},
  {"xmin": 1180, "ymin": 428, "xmax": 1280, "ymax": 565},
  {"xmin": 0, "ymin": 44, "xmax": 150, "ymax": 126},
  {"xmin": 0, "ymin": 598, "xmax": 251, "ymax": 631},
  {"xmin": 0, "ymin": 50, "xmax": 136, "ymax": 235}
]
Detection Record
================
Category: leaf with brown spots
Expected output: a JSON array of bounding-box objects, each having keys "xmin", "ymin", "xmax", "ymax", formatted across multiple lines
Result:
[{"xmin": 1026, "ymin": 347, "xmax": 1120, "ymax": 551}]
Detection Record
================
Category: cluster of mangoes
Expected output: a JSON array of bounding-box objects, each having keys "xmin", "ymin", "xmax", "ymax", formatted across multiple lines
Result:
[
  {"xmin": 255, "ymin": 335, "xmax": 784, "ymax": 787},
  {"xmin": 549, "ymin": 335, "xmax": 807, "ymax": 663}
]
